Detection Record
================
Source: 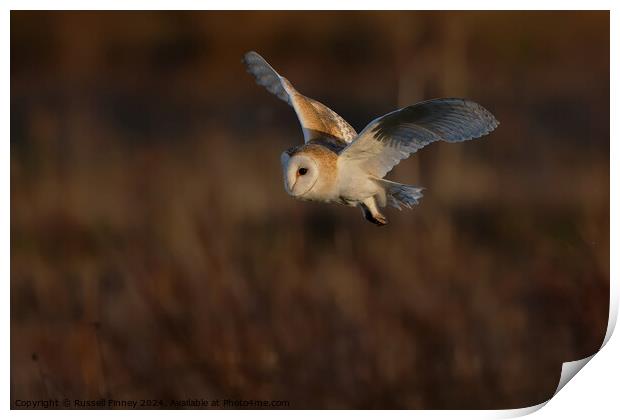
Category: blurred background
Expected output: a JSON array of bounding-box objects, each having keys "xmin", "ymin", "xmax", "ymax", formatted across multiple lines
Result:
[{"xmin": 11, "ymin": 11, "xmax": 609, "ymax": 409}]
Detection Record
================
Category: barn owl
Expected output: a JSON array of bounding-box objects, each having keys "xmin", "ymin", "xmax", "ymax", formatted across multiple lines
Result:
[{"xmin": 243, "ymin": 51, "xmax": 498, "ymax": 225}]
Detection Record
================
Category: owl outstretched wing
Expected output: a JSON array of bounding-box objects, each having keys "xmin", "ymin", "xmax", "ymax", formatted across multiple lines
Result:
[
  {"xmin": 243, "ymin": 51, "xmax": 357, "ymax": 145},
  {"xmin": 339, "ymin": 98, "xmax": 499, "ymax": 178}
]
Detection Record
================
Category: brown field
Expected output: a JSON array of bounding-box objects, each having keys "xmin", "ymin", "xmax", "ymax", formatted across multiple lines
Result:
[{"xmin": 11, "ymin": 11, "xmax": 609, "ymax": 409}]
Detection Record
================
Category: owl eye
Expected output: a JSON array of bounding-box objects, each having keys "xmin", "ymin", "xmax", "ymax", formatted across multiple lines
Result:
[{"xmin": 298, "ymin": 168, "xmax": 308, "ymax": 176}]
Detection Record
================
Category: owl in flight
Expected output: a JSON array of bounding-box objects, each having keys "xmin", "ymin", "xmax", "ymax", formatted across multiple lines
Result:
[{"xmin": 243, "ymin": 51, "xmax": 498, "ymax": 225}]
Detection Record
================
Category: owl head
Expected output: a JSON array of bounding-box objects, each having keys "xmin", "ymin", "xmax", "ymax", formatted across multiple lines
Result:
[{"xmin": 280, "ymin": 151, "xmax": 319, "ymax": 197}]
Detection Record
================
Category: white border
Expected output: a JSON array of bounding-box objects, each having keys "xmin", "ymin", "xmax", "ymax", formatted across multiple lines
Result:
[{"xmin": 4, "ymin": 2, "xmax": 617, "ymax": 419}]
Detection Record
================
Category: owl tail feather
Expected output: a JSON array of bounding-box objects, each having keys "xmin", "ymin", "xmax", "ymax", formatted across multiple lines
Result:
[{"xmin": 374, "ymin": 178, "xmax": 424, "ymax": 210}]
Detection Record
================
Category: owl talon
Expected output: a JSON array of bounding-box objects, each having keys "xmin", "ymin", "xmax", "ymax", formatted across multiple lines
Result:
[
  {"xmin": 360, "ymin": 202, "xmax": 388, "ymax": 226},
  {"xmin": 374, "ymin": 214, "xmax": 388, "ymax": 226},
  {"xmin": 373, "ymin": 214, "xmax": 388, "ymax": 226}
]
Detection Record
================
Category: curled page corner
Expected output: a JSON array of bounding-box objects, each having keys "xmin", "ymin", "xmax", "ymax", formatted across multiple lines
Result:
[
  {"xmin": 553, "ymin": 355, "xmax": 595, "ymax": 396},
  {"xmin": 496, "ymin": 294, "xmax": 617, "ymax": 418},
  {"xmin": 549, "ymin": 297, "xmax": 619, "ymax": 397},
  {"xmin": 496, "ymin": 353, "xmax": 600, "ymax": 418}
]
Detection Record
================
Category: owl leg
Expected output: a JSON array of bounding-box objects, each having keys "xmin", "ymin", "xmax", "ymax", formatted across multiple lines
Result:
[{"xmin": 359, "ymin": 197, "xmax": 388, "ymax": 226}]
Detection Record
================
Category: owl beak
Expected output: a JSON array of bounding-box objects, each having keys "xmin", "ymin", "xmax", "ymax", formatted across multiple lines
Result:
[{"xmin": 287, "ymin": 177, "xmax": 297, "ymax": 194}]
